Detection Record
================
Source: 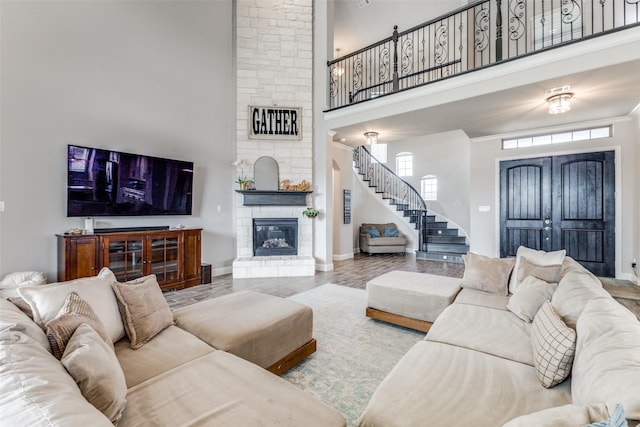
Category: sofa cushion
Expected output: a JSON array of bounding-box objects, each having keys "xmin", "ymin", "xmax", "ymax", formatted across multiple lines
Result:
[
  {"xmin": 0, "ymin": 298, "xmax": 50, "ymax": 352},
  {"xmin": 572, "ymin": 297, "xmax": 640, "ymax": 420},
  {"xmin": 0, "ymin": 329, "xmax": 112, "ymax": 426},
  {"xmin": 426, "ymin": 303, "xmax": 534, "ymax": 366},
  {"xmin": 356, "ymin": 340, "xmax": 571, "ymax": 427},
  {"xmin": 551, "ymin": 270, "xmax": 610, "ymax": 329},
  {"xmin": 461, "ymin": 252, "xmax": 515, "ymax": 296},
  {"xmin": 509, "ymin": 246, "xmax": 566, "ymax": 294},
  {"xmin": 503, "ymin": 403, "xmax": 610, "ymax": 427},
  {"xmin": 46, "ymin": 291, "xmax": 112, "ymax": 359},
  {"xmin": 531, "ymin": 301, "xmax": 576, "ymax": 388},
  {"xmin": 18, "ymin": 267, "xmax": 125, "ymax": 343},
  {"xmin": 62, "ymin": 323, "xmax": 128, "ymax": 424},
  {"xmin": 507, "ymin": 276, "xmax": 557, "ymax": 323},
  {"xmin": 516, "ymin": 256, "xmax": 563, "ymax": 285},
  {"xmin": 115, "ymin": 325, "xmax": 215, "ymax": 388},
  {"xmin": 118, "ymin": 351, "xmax": 346, "ymax": 427},
  {"xmin": 112, "ymin": 275, "xmax": 175, "ymax": 349},
  {"xmin": 364, "ymin": 236, "xmax": 406, "ymax": 246},
  {"xmin": 453, "ymin": 287, "xmax": 510, "ymax": 310}
]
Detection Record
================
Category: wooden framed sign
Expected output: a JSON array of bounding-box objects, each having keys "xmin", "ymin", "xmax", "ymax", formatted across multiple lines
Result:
[{"xmin": 248, "ymin": 106, "xmax": 302, "ymax": 141}]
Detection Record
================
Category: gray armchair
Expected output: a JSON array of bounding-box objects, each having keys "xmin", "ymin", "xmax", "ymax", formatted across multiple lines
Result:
[{"xmin": 359, "ymin": 223, "xmax": 407, "ymax": 255}]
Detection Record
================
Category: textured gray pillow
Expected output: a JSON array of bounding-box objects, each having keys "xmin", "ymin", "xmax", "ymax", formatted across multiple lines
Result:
[
  {"xmin": 461, "ymin": 252, "xmax": 515, "ymax": 296},
  {"xmin": 516, "ymin": 256, "xmax": 562, "ymax": 284}
]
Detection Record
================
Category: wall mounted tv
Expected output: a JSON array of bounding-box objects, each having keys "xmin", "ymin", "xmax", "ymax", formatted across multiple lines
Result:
[{"xmin": 67, "ymin": 145, "xmax": 193, "ymax": 217}]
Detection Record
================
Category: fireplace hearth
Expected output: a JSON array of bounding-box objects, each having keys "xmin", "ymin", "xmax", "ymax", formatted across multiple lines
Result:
[{"xmin": 253, "ymin": 218, "xmax": 298, "ymax": 256}]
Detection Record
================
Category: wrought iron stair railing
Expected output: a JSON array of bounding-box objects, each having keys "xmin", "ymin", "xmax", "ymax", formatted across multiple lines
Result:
[
  {"xmin": 328, "ymin": 0, "xmax": 640, "ymax": 110},
  {"xmin": 353, "ymin": 145, "xmax": 429, "ymax": 251}
]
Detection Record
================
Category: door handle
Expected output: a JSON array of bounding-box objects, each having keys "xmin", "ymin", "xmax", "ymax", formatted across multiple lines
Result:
[{"xmin": 543, "ymin": 226, "xmax": 552, "ymax": 231}]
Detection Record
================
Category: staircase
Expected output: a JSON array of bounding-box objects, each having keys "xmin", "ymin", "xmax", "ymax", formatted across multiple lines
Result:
[{"xmin": 353, "ymin": 145, "xmax": 468, "ymax": 263}]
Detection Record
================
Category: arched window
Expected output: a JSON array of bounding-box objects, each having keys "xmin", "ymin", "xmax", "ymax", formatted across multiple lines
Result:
[
  {"xmin": 421, "ymin": 175, "xmax": 437, "ymax": 200},
  {"xmin": 395, "ymin": 152, "xmax": 413, "ymax": 177}
]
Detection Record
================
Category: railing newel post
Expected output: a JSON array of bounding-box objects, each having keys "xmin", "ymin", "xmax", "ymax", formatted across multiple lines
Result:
[
  {"xmin": 496, "ymin": 0, "xmax": 503, "ymax": 62},
  {"xmin": 392, "ymin": 25, "xmax": 399, "ymax": 93}
]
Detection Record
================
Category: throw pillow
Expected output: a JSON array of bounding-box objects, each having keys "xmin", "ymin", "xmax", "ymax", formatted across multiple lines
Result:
[
  {"xmin": 62, "ymin": 323, "xmax": 128, "ymax": 424},
  {"xmin": 18, "ymin": 268, "xmax": 125, "ymax": 343},
  {"xmin": 383, "ymin": 226, "xmax": 399, "ymax": 237},
  {"xmin": 506, "ymin": 276, "xmax": 557, "ymax": 322},
  {"xmin": 516, "ymin": 256, "xmax": 563, "ymax": 284},
  {"xmin": 531, "ymin": 301, "xmax": 576, "ymax": 388},
  {"xmin": 461, "ymin": 252, "xmax": 515, "ymax": 296},
  {"xmin": 111, "ymin": 275, "xmax": 174, "ymax": 349},
  {"xmin": 509, "ymin": 246, "xmax": 566, "ymax": 294},
  {"xmin": 363, "ymin": 226, "xmax": 381, "ymax": 238},
  {"xmin": 0, "ymin": 298, "xmax": 50, "ymax": 352},
  {"xmin": 572, "ymin": 297, "xmax": 640, "ymax": 420},
  {"xmin": 585, "ymin": 404, "xmax": 628, "ymax": 427},
  {"xmin": 46, "ymin": 291, "xmax": 112, "ymax": 360}
]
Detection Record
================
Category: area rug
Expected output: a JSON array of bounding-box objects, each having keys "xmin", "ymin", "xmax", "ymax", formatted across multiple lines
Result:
[{"xmin": 282, "ymin": 283, "xmax": 425, "ymax": 426}]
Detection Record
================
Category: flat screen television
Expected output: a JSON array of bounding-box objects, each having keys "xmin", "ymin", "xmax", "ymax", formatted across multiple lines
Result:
[{"xmin": 67, "ymin": 145, "xmax": 193, "ymax": 217}]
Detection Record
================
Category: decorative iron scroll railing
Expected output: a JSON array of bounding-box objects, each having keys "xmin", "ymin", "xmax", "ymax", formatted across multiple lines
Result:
[{"xmin": 328, "ymin": 0, "xmax": 640, "ymax": 110}]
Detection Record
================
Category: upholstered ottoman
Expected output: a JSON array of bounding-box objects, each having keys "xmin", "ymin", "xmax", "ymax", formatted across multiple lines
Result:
[
  {"xmin": 174, "ymin": 291, "xmax": 315, "ymax": 375},
  {"xmin": 366, "ymin": 270, "xmax": 462, "ymax": 332}
]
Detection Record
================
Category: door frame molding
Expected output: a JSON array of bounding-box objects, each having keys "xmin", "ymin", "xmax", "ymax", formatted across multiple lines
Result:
[{"xmin": 493, "ymin": 144, "xmax": 622, "ymax": 278}]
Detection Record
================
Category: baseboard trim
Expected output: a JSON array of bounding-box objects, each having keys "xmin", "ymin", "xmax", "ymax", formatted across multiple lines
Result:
[
  {"xmin": 315, "ymin": 262, "xmax": 334, "ymax": 272},
  {"xmin": 333, "ymin": 252, "xmax": 354, "ymax": 261}
]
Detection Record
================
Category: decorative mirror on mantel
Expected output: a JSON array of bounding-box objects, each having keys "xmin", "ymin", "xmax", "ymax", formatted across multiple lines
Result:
[{"xmin": 254, "ymin": 156, "xmax": 279, "ymax": 190}]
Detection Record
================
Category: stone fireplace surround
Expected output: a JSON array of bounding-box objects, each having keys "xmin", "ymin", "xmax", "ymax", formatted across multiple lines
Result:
[{"xmin": 233, "ymin": 202, "xmax": 314, "ymax": 278}]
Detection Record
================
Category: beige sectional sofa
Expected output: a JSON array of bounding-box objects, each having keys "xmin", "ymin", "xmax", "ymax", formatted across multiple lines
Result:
[
  {"xmin": 357, "ymin": 253, "xmax": 640, "ymax": 427},
  {"xmin": 0, "ymin": 269, "xmax": 346, "ymax": 426}
]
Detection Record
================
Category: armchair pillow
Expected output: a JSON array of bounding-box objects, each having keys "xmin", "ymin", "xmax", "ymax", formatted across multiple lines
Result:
[
  {"xmin": 383, "ymin": 226, "xmax": 399, "ymax": 237},
  {"xmin": 363, "ymin": 226, "xmax": 381, "ymax": 238},
  {"xmin": 461, "ymin": 252, "xmax": 515, "ymax": 296}
]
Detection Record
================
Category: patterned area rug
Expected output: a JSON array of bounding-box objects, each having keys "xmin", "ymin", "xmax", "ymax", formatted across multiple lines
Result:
[{"xmin": 282, "ymin": 283, "xmax": 425, "ymax": 426}]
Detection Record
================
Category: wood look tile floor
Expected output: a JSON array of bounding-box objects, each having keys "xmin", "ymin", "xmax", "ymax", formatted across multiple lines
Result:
[{"xmin": 164, "ymin": 253, "xmax": 640, "ymax": 319}]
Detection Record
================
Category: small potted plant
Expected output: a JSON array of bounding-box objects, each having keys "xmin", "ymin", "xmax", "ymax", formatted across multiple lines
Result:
[{"xmin": 302, "ymin": 207, "xmax": 319, "ymax": 218}]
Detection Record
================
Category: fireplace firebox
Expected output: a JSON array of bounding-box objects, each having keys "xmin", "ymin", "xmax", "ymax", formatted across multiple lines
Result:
[{"xmin": 253, "ymin": 218, "xmax": 298, "ymax": 256}]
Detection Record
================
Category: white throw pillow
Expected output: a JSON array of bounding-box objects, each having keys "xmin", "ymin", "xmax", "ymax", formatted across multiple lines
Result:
[
  {"xmin": 572, "ymin": 297, "xmax": 640, "ymax": 420},
  {"xmin": 509, "ymin": 246, "xmax": 566, "ymax": 294},
  {"xmin": 0, "ymin": 298, "xmax": 50, "ymax": 352},
  {"xmin": 18, "ymin": 268, "xmax": 125, "ymax": 343},
  {"xmin": 507, "ymin": 276, "xmax": 557, "ymax": 322},
  {"xmin": 62, "ymin": 323, "xmax": 128, "ymax": 424},
  {"xmin": 0, "ymin": 271, "xmax": 46, "ymax": 299},
  {"xmin": 531, "ymin": 301, "xmax": 576, "ymax": 388}
]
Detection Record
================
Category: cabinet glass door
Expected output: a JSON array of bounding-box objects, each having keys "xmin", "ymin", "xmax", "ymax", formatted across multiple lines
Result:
[
  {"xmin": 107, "ymin": 238, "xmax": 144, "ymax": 282},
  {"xmin": 150, "ymin": 236, "xmax": 180, "ymax": 284}
]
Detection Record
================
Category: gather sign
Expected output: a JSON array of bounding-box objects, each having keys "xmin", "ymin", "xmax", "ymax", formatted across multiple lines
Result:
[{"xmin": 248, "ymin": 105, "xmax": 302, "ymax": 141}]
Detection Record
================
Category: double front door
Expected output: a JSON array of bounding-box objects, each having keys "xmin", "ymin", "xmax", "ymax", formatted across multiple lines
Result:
[{"xmin": 500, "ymin": 151, "xmax": 615, "ymax": 277}]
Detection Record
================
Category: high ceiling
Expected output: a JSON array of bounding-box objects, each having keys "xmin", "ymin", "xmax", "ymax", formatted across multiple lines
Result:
[{"xmin": 329, "ymin": 0, "xmax": 640, "ymax": 146}]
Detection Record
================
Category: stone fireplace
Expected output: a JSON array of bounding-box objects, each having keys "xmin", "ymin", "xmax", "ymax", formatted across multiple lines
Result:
[{"xmin": 253, "ymin": 218, "xmax": 298, "ymax": 256}]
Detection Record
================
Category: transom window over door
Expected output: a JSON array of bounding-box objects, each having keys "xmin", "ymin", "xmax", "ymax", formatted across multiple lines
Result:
[{"xmin": 396, "ymin": 152, "xmax": 413, "ymax": 177}]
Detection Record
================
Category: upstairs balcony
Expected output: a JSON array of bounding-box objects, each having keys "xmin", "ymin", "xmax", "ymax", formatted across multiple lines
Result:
[{"xmin": 327, "ymin": 0, "xmax": 640, "ymax": 111}]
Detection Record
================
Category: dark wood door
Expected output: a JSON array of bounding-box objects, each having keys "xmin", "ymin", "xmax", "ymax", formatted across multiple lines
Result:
[{"xmin": 500, "ymin": 151, "xmax": 615, "ymax": 277}]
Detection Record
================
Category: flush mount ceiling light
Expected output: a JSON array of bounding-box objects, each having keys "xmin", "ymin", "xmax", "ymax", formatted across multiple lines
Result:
[
  {"xmin": 364, "ymin": 131, "xmax": 379, "ymax": 145},
  {"xmin": 545, "ymin": 86, "xmax": 573, "ymax": 115}
]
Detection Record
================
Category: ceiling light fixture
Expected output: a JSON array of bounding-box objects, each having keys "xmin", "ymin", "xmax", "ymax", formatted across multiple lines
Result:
[
  {"xmin": 364, "ymin": 131, "xmax": 379, "ymax": 145},
  {"xmin": 547, "ymin": 93, "xmax": 574, "ymax": 114},
  {"xmin": 332, "ymin": 48, "xmax": 345, "ymax": 78}
]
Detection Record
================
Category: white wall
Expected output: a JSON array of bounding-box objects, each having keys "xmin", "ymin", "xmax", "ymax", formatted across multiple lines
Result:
[
  {"xmin": 387, "ymin": 130, "xmax": 471, "ymax": 234},
  {"xmin": 470, "ymin": 117, "xmax": 638, "ymax": 280},
  {"xmin": 634, "ymin": 111, "xmax": 640, "ymax": 284},
  {"xmin": 332, "ymin": 143, "xmax": 355, "ymax": 259},
  {"xmin": 0, "ymin": 1, "xmax": 235, "ymax": 278}
]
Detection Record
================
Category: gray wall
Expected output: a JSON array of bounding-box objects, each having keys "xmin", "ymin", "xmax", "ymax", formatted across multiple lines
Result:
[
  {"xmin": 469, "ymin": 118, "xmax": 638, "ymax": 279},
  {"xmin": 0, "ymin": 0, "xmax": 235, "ymax": 278}
]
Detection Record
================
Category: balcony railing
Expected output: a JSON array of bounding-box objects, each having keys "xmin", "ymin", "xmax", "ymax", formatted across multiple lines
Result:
[{"xmin": 327, "ymin": 0, "xmax": 640, "ymax": 110}]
